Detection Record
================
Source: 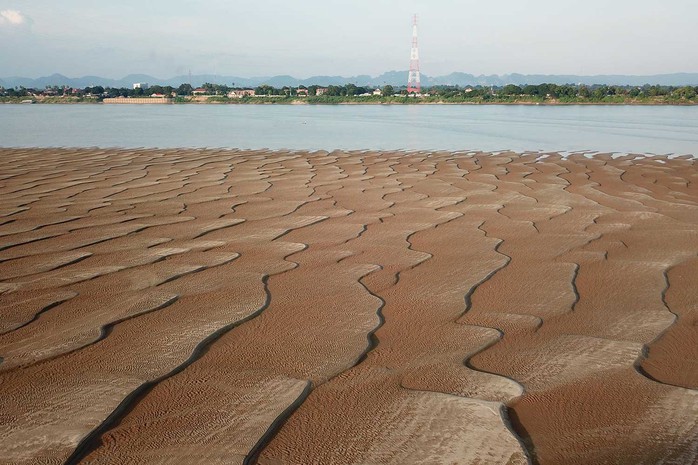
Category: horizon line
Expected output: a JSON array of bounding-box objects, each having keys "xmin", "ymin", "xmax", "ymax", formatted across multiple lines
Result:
[{"xmin": 4, "ymin": 70, "xmax": 698, "ymax": 81}]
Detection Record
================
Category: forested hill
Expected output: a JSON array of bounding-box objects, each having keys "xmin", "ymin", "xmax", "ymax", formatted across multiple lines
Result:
[{"xmin": 2, "ymin": 72, "xmax": 698, "ymax": 89}]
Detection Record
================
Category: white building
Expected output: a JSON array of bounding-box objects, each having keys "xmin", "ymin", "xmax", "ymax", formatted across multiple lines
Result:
[
  {"xmin": 228, "ymin": 89, "xmax": 256, "ymax": 98},
  {"xmin": 133, "ymin": 83, "xmax": 149, "ymax": 90}
]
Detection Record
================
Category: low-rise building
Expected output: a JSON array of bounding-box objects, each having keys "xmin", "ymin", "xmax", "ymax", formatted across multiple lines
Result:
[
  {"xmin": 103, "ymin": 97, "xmax": 173, "ymax": 104},
  {"xmin": 192, "ymin": 88, "xmax": 208, "ymax": 95},
  {"xmin": 296, "ymin": 88, "xmax": 309, "ymax": 97},
  {"xmin": 227, "ymin": 89, "xmax": 256, "ymax": 98},
  {"xmin": 315, "ymin": 87, "xmax": 328, "ymax": 96},
  {"xmin": 133, "ymin": 82, "xmax": 149, "ymax": 90}
]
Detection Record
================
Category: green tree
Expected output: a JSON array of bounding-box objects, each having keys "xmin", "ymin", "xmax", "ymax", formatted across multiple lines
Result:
[
  {"xmin": 647, "ymin": 85, "xmax": 661, "ymax": 97},
  {"xmin": 522, "ymin": 85, "xmax": 540, "ymax": 96},
  {"xmin": 177, "ymin": 83, "xmax": 193, "ymax": 95},
  {"xmin": 381, "ymin": 85, "xmax": 395, "ymax": 96},
  {"xmin": 325, "ymin": 85, "xmax": 342, "ymax": 96},
  {"xmin": 86, "ymin": 86, "xmax": 105, "ymax": 95},
  {"xmin": 674, "ymin": 86, "xmax": 696, "ymax": 99},
  {"xmin": 501, "ymin": 84, "xmax": 522, "ymax": 96},
  {"xmin": 578, "ymin": 85, "xmax": 590, "ymax": 98},
  {"xmin": 558, "ymin": 85, "xmax": 577, "ymax": 98},
  {"xmin": 255, "ymin": 85, "xmax": 276, "ymax": 96},
  {"xmin": 592, "ymin": 86, "xmax": 609, "ymax": 100}
]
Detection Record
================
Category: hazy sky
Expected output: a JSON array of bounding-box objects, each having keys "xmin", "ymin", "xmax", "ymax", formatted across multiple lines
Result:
[{"xmin": 2, "ymin": 0, "xmax": 697, "ymax": 78}]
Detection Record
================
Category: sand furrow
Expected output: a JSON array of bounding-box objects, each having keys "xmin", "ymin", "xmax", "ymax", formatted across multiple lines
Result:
[
  {"xmin": 259, "ymin": 182, "xmax": 527, "ymax": 464},
  {"xmin": 467, "ymin": 157, "xmax": 698, "ymax": 465},
  {"xmin": 640, "ymin": 255, "xmax": 698, "ymax": 390},
  {"xmin": 0, "ymin": 149, "xmax": 696, "ymax": 465},
  {"xmin": 74, "ymin": 207, "xmax": 382, "ymax": 465},
  {"xmin": 0, "ymin": 151, "xmax": 334, "ymax": 463}
]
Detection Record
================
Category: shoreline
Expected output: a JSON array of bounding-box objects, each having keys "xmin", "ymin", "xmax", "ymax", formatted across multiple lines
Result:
[
  {"xmin": 3, "ymin": 100, "xmax": 698, "ymax": 106},
  {"xmin": 0, "ymin": 147, "xmax": 694, "ymax": 158}
]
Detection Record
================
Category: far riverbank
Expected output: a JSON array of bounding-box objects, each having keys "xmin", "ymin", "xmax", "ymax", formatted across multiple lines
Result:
[{"xmin": 3, "ymin": 96, "xmax": 698, "ymax": 106}]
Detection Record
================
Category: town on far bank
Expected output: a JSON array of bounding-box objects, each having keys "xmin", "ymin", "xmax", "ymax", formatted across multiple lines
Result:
[{"xmin": 2, "ymin": 81, "xmax": 697, "ymax": 105}]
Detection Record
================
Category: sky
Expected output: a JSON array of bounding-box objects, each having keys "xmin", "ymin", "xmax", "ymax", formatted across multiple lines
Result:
[{"xmin": 1, "ymin": 0, "xmax": 698, "ymax": 78}]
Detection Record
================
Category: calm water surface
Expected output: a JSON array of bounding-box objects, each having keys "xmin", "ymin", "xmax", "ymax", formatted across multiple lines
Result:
[{"xmin": 1, "ymin": 104, "xmax": 696, "ymax": 155}]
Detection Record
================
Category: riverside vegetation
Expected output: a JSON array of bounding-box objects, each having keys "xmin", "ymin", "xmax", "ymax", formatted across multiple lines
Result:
[{"xmin": 2, "ymin": 82, "xmax": 697, "ymax": 104}]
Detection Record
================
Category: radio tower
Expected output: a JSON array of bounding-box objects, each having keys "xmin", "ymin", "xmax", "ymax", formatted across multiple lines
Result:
[{"xmin": 407, "ymin": 14, "xmax": 421, "ymax": 94}]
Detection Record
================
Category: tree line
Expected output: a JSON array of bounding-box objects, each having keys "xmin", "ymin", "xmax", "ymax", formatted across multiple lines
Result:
[
  {"xmin": 2, "ymin": 83, "xmax": 696, "ymax": 102},
  {"xmin": 428, "ymin": 84, "xmax": 698, "ymax": 101}
]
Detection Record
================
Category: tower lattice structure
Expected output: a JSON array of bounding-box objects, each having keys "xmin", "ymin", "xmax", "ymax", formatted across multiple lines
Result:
[{"xmin": 407, "ymin": 14, "xmax": 421, "ymax": 94}]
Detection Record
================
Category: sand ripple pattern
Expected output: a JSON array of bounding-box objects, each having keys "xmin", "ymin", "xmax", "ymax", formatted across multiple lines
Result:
[{"xmin": 0, "ymin": 148, "xmax": 696, "ymax": 465}]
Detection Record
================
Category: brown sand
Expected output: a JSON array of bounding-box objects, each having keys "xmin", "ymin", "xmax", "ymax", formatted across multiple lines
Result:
[{"xmin": 0, "ymin": 148, "xmax": 696, "ymax": 465}]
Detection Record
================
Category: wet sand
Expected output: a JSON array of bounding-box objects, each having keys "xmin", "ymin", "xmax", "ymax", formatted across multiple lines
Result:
[{"xmin": 0, "ymin": 148, "xmax": 696, "ymax": 465}]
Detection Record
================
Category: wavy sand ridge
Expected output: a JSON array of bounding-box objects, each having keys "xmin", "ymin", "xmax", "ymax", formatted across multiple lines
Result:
[{"xmin": 0, "ymin": 148, "xmax": 696, "ymax": 465}]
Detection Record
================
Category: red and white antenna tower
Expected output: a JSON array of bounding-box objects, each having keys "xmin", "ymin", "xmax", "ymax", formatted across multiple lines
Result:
[{"xmin": 407, "ymin": 14, "xmax": 421, "ymax": 94}]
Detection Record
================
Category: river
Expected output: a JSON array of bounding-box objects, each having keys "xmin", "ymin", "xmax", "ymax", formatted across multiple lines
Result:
[{"xmin": 1, "ymin": 104, "xmax": 696, "ymax": 155}]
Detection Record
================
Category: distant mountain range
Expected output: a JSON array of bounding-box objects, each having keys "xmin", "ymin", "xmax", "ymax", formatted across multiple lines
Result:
[{"xmin": 2, "ymin": 72, "xmax": 698, "ymax": 89}]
